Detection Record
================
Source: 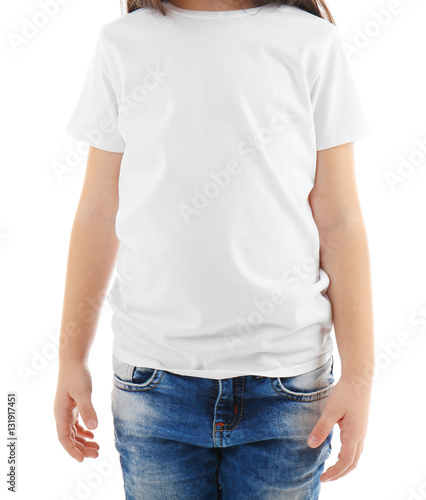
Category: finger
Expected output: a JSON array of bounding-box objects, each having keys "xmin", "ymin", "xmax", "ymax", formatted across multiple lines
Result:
[
  {"xmin": 74, "ymin": 434, "xmax": 100, "ymax": 451},
  {"xmin": 82, "ymin": 448, "xmax": 99, "ymax": 459},
  {"xmin": 308, "ymin": 408, "xmax": 339, "ymax": 447},
  {"xmin": 73, "ymin": 392, "xmax": 98, "ymax": 430},
  {"xmin": 73, "ymin": 428, "xmax": 99, "ymax": 447},
  {"xmin": 321, "ymin": 438, "xmax": 358, "ymax": 481},
  {"xmin": 74, "ymin": 422, "xmax": 95, "ymax": 439},
  {"xmin": 328, "ymin": 440, "xmax": 363, "ymax": 481},
  {"xmin": 74, "ymin": 439, "xmax": 100, "ymax": 459},
  {"xmin": 73, "ymin": 424, "xmax": 95, "ymax": 446},
  {"xmin": 56, "ymin": 415, "xmax": 85, "ymax": 462},
  {"xmin": 78, "ymin": 443, "xmax": 99, "ymax": 458}
]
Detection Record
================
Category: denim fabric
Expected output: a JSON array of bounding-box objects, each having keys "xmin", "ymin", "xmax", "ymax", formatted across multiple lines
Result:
[{"xmin": 111, "ymin": 354, "xmax": 334, "ymax": 499}]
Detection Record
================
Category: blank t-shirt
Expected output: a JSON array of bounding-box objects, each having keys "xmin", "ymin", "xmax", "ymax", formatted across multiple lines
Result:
[{"xmin": 65, "ymin": 1, "xmax": 371, "ymax": 379}]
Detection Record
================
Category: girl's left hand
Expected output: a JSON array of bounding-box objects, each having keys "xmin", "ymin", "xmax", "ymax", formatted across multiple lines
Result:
[{"xmin": 306, "ymin": 376, "xmax": 373, "ymax": 482}]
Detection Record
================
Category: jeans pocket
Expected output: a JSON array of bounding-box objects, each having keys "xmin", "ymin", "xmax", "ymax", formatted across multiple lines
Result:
[
  {"xmin": 112, "ymin": 354, "xmax": 165, "ymax": 392},
  {"xmin": 272, "ymin": 355, "xmax": 335, "ymax": 402}
]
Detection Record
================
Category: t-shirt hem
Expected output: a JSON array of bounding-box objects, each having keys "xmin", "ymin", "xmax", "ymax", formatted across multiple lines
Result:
[
  {"xmin": 65, "ymin": 127, "xmax": 126, "ymax": 153},
  {"xmin": 112, "ymin": 346, "xmax": 334, "ymax": 380},
  {"xmin": 316, "ymin": 127, "xmax": 372, "ymax": 151}
]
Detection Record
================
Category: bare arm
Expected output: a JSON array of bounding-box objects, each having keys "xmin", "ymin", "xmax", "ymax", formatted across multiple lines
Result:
[
  {"xmin": 309, "ymin": 142, "xmax": 375, "ymax": 381},
  {"xmin": 306, "ymin": 142, "xmax": 375, "ymax": 482},
  {"xmin": 54, "ymin": 146, "xmax": 122, "ymax": 462},
  {"xmin": 58, "ymin": 146, "xmax": 122, "ymax": 364}
]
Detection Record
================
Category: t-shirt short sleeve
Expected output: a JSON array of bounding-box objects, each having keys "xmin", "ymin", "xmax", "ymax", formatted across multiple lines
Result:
[
  {"xmin": 64, "ymin": 30, "xmax": 126, "ymax": 153},
  {"xmin": 311, "ymin": 28, "xmax": 372, "ymax": 151}
]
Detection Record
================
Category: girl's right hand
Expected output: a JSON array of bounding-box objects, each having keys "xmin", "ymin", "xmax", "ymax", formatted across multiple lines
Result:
[{"xmin": 53, "ymin": 360, "xmax": 100, "ymax": 462}]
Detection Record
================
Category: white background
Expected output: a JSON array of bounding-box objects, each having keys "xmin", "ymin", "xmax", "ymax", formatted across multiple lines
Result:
[{"xmin": 2, "ymin": 0, "xmax": 426, "ymax": 498}]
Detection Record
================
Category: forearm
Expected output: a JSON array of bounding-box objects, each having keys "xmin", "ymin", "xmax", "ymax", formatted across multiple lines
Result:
[
  {"xmin": 59, "ymin": 209, "xmax": 119, "ymax": 366},
  {"xmin": 319, "ymin": 214, "xmax": 375, "ymax": 383}
]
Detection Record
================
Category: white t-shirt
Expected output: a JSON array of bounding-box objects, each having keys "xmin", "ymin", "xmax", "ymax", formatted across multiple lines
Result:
[{"xmin": 65, "ymin": 1, "xmax": 371, "ymax": 379}]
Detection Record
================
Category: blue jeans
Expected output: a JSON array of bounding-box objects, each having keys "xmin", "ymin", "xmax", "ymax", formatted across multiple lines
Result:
[{"xmin": 111, "ymin": 354, "xmax": 334, "ymax": 499}]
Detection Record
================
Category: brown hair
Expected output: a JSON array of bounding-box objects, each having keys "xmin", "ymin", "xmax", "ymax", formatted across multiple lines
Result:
[{"xmin": 122, "ymin": 0, "xmax": 335, "ymax": 23}]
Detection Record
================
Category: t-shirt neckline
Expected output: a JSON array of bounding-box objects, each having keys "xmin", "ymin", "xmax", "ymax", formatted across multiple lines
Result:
[{"xmin": 163, "ymin": 1, "xmax": 276, "ymax": 19}]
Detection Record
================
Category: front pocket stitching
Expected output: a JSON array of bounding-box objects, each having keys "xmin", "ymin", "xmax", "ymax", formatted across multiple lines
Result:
[
  {"xmin": 113, "ymin": 371, "xmax": 155, "ymax": 387},
  {"xmin": 113, "ymin": 370, "xmax": 165, "ymax": 392},
  {"xmin": 270, "ymin": 379, "xmax": 334, "ymax": 401}
]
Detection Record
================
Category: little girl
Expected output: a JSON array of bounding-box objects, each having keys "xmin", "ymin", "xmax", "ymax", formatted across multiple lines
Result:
[{"xmin": 54, "ymin": 0, "xmax": 375, "ymax": 498}]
